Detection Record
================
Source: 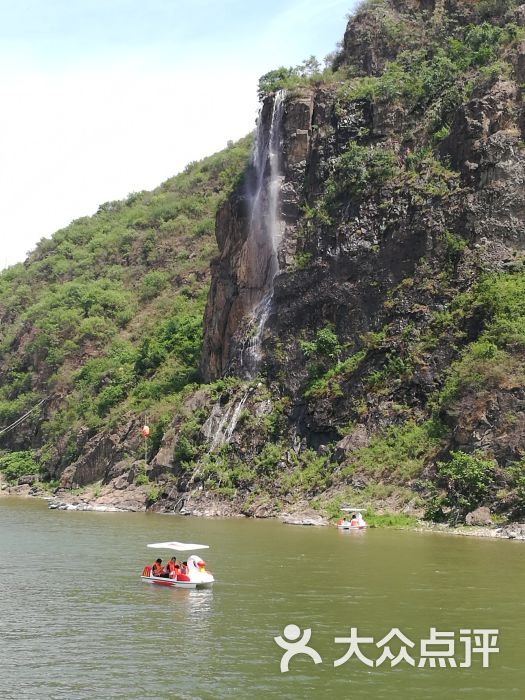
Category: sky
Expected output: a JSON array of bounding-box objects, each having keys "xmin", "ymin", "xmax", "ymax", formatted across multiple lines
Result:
[{"xmin": 0, "ymin": 0, "xmax": 355, "ymax": 269}]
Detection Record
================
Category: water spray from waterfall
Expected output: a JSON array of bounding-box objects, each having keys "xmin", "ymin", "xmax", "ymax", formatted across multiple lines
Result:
[{"xmin": 209, "ymin": 388, "xmax": 251, "ymax": 449}]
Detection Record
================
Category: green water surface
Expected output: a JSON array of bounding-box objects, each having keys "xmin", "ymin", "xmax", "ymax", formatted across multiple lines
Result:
[{"xmin": 0, "ymin": 497, "xmax": 523, "ymax": 699}]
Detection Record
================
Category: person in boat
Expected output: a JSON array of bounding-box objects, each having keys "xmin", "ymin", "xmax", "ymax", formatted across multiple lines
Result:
[
  {"xmin": 180, "ymin": 561, "xmax": 189, "ymax": 576},
  {"xmin": 350, "ymin": 514, "xmax": 358, "ymax": 527},
  {"xmin": 152, "ymin": 558, "xmax": 164, "ymax": 577},
  {"xmin": 165, "ymin": 556, "xmax": 178, "ymax": 577}
]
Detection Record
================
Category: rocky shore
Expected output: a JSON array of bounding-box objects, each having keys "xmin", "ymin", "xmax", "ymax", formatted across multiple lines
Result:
[
  {"xmin": 0, "ymin": 476, "xmax": 328, "ymax": 523},
  {"xmin": 0, "ymin": 477, "xmax": 149, "ymax": 512},
  {"xmin": 3, "ymin": 476, "xmax": 525, "ymax": 538},
  {"xmin": 416, "ymin": 522, "xmax": 525, "ymax": 542}
]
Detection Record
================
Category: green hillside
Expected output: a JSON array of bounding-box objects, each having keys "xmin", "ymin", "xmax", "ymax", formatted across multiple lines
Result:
[{"xmin": 0, "ymin": 136, "xmax": 252, "ymax": 477}]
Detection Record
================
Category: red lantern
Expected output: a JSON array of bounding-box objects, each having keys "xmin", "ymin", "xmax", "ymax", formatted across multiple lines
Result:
[{"xmin": 142, "ymin": 425, "xmax": 150, "ymax": 438}]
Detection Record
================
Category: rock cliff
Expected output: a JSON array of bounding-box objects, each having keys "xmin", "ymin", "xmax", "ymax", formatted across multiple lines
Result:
[{"xmin": 195, "ymin": 0, "xmax": 525, "ymax": 521}]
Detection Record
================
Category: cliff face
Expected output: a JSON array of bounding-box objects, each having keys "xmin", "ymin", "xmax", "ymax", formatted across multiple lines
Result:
[{"xmin": 194, "ymin": 0, "xmax": 525, "ymax": 519}]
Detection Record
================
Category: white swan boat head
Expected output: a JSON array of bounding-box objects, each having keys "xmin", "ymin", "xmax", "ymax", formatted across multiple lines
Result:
[{"xmin": 141, "ymin": 541, "xmax": 215, "ymax": 589}]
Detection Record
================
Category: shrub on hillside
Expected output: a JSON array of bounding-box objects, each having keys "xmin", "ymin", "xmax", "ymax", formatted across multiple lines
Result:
[
  {"xmin": 0, "ymin": 451, "xmax": 40, "ymax": 483},
  {"xmin": 436, "ymin": 450, "xmax": 497, "ymax": 520}
]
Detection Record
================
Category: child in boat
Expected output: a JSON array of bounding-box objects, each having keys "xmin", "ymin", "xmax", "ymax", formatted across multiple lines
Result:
[{"xmin": 180, "ymin": 561, "xmax": 189, "ymax": 575}]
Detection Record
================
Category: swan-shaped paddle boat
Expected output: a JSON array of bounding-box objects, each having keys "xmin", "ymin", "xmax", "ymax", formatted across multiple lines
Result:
[
  {"xmin": 141, "ymin": 541, "xmax": 214, "ymax": 589},
  {"xmin": 337, "ymin": 507, "xmax": 368, "ymax": 530}
]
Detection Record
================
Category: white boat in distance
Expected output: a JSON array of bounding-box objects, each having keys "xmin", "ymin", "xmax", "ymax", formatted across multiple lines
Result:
[
  {"xmin": 141, "ymin": 541, "xmax": 215, "ymax": 589},
  {"xmin": 337, "ymin": 508, "xmax": 368, "ymax": 530}
]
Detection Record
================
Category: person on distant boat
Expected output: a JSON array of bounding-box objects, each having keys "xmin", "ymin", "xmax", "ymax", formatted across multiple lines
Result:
[
  {"xmin": 350, "ymin": 514, "xmax": 358, "ymax": 527},
  {"xmin": 180, "ymin": 561, "xmax": 189, "ymax": 576},
  {"xmin": 165, "ymin": 556, "xmax": 178, "ymax": 577},
  {"xmin": 152, "ymin": 558, "xmax": 164, "ymax": 577}
]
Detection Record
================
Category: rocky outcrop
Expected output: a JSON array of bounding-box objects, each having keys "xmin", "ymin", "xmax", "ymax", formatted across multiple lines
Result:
[
  {"xmin": 59, "ymin": 418, "xmax": 139, "ymax": 489},
  {"xmin": 334, "ymin": 426, "xmax": 370, "ymax": 462},
  {"xmin": 280, "ymin": 508, "xmax": 328, "ymax": 526},
  {"xmin": 441, "ymin": 79, "xmax": 525, "ymax": 194},
  {"xmin": 334, "ymin": 0, "xmax": 476, "ymax": 76},
  {"xmin": 49, "ymin": 481, "xmax": 149, "ymax": 512},
  {"xmin": 446, "ymin": 387, "xmax": 525, "ymax": 466},
  {"xmin": 465, "ymin": 506, "xmax": 492, "ymax": 526}
]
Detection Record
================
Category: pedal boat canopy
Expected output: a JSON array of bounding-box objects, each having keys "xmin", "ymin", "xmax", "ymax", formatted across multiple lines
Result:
[{"xmin": 147, "ymin": 541, "xmax": 209, "ymax": 552}]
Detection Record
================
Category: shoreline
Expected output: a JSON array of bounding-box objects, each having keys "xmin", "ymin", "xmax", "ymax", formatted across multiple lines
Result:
[
  {"xmin": 412, "ymin": 521, "xmax": 525, "ymax": 542},
  {"xmin": 2, "ymin": 481, "xmax": 525, "ymax": 541}
]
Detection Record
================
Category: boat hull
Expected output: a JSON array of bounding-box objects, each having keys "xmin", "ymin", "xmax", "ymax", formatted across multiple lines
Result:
[
  {"xmin": 337, "ymin": 523, "xmax": 367, "ymax": 530},
  {"xmin": 140, "ymin": 575, "xmax": 213, "ymax": 589}
]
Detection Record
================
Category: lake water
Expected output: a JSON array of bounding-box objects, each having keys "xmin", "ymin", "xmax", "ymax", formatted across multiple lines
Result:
[{"xmin": 0, "ymin": 497, "xmax": 524, "ymax": 699}]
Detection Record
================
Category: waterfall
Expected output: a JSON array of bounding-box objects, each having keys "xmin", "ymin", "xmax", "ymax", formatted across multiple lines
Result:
[
  {"xmin": 202, "ymin": 91, "xmax": 286, "ymax": 450},
  {"xmin": 239, "ymin": 90, "xmax": 286, "ymax": 377},
  {"xmin": 207, "ymin": 388, "xmax": 251, "ymax": 449},
  {"xmin": 220, "ymin": 389, "xmax": 251, "ymax": 445}
]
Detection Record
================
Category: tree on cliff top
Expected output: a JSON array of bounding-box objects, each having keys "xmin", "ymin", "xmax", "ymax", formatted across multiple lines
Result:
[{"xmin": 257, "ymin": 56, "xmax": 322, "ymax": 99}]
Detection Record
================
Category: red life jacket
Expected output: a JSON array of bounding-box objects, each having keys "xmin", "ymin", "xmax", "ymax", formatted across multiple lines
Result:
[{"xmin": 152, "ymin": 562, "xmax": 163, "ymax": 576}]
